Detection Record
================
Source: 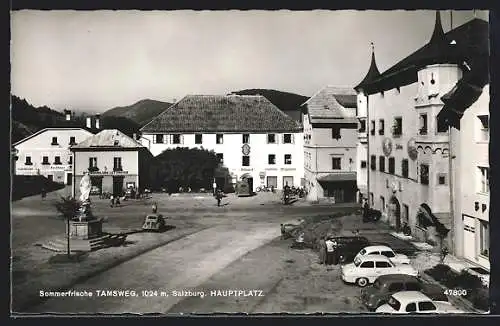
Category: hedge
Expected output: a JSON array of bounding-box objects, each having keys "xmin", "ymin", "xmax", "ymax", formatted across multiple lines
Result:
[{"xmin": 424, "ymin": 264, "xmax": 489, "ymax": 311}]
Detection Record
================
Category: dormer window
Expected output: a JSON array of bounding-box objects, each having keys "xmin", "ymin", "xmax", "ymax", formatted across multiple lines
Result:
[{"xmin": 51, "ymin": 137, "xmax": 58, "ymax": 145}]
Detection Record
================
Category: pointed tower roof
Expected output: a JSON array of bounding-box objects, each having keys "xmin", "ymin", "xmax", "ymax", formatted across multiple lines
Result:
[
  {"xmin": 429, "ymin": 11, "xmax": 447, "ymax": 44},
  {"xmin": 354, "ymin": 42, "xmax": 381, "ymax": 92},
  {"xmin": 356, "ymin": 14, "xmax": 488, "ymax": 95}
]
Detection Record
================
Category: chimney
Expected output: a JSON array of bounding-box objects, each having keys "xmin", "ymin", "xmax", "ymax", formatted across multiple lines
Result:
[
  {"xmin": 86, "ymin": 116, "xmax": 92, "ymax": 128},
  {"xmin": 64, "ymin": 110, "xmax": 71, "ymax": 121},
  {"xmin": 95, "ymin": 114, "xmax": 100, "ymax": 129}
]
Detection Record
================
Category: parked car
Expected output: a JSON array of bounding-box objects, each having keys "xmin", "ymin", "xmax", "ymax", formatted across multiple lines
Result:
[
  {"xmin": 341, "ymin": 255, "xmax": 418, "ymax": 287},
  {"xmin": 360, "ymin": 274, "xmax": 448, "ymax": 311},
  {"xmin": 355, "ymin": 245, "xmax": 411, "ymax": 265},
  {"xmin": 329, "ymin": 236, "xmax": 370, "ymax": 264},
  {"xmin": 376, "ymin": 291, "xmax": 464, "ymax": 314}
]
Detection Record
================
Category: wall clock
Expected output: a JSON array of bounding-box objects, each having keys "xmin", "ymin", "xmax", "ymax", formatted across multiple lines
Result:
[{"xmin": 242, "ymin": 144, "xmax": 250, "ymax": 155}]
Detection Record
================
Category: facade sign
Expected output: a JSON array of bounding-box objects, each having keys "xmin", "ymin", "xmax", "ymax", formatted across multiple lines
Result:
[
  {"xmin": 281, "ymin": 168, "xmax": 296, "ymax": 171},
  {"xmin": 85, "ymin": 170, "xmax": 129, "ymax": 176},
  {"xmin": 240, "ymin": 168, "xmax": 253, "ymax": 172}
]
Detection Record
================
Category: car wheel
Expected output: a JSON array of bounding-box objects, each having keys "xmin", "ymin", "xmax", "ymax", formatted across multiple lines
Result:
[{"xmin": 356, "ymin": 277, "xmax": 369, "ymax": 287}]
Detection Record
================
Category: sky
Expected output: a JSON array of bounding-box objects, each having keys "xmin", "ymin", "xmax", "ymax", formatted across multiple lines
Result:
[{"xmin": 11, "ymin": 10, "xmax": 489, "ymax": 113}]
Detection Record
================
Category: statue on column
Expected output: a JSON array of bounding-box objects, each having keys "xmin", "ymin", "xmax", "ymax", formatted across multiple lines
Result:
[{"xmin": 78, "ymin": 172, "xmax": 93, "ymax": 221}]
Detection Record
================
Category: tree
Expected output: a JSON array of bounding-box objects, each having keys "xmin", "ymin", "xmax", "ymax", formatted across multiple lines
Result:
[
  {"xmin": 150, "ymin": 148, "xmax": 220, "ymax": 192},
  {"xmin": 54, "ymin": 196, "xmax": 80, "ymax": 258}
]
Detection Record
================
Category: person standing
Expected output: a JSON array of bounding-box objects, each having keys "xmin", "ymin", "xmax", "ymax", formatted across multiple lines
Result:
[
  {"xmin": 325, "ymin": 236, "xmax": 336, "ymax": 266},
  {"xmin": 216, "ymin": 189, "xmax": 223, "ymax": 207},
  {"xmin": 318, "ymin": 236, "xmax": 327, "ymax": 265},
  {"xmin": 213, "ymin": 180, "xmax": 217, "ymax": 196}
]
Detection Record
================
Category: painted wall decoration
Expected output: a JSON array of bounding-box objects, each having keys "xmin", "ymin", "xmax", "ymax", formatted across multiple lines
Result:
[
  {"xmin": 382, "ymin": 138, "xmax": 393, "ymax": 157},
  {"xmin": 407, "ymin": 138, "xmax": 418, "ymax": 160}
]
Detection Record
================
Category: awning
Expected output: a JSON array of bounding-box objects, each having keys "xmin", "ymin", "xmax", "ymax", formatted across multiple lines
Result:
[{"xmin": 317, "ymin": 172, "xmax": 357, "ymax": 182}]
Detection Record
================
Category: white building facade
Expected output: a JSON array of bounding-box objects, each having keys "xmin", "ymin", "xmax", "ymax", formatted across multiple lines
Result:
[
  {"xmin": 13, "ymin": 128, "xmax": 94, "ymax": 185},
  {"xmin": 140, "ymin": 95, "xmax": 304, "ymax": 191},
  {"xmin": 355, "ymin": 13, "xmax": 489, "ymax": 270},
  {"xmin": 302, "ymin": 86, "xmax": 358, "ymax": 203}
]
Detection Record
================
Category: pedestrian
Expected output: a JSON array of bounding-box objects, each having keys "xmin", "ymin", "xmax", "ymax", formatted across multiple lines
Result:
[
  {"xmin": 41, "ymin": 187, "xmax": 46, "ymax": 200},
  {"xmin": 363, "ymin": 199, "xmax": 370, "ymax": 222},
  {"xmin": 110, "ymin": 195, "xmax": 114, "ymax": 207},
  {"xmin": 216, "ymin": 189, "xmax": 223, "ymax": 207},
  {"xmin": 325, "ymin": 235, "xmax": 336, "ymax": 266},
  {"xmin": 318, "ymin": 236, "xmax": 327, "ymax": 265},
  {"xmin": 213, "ymin": 180, "xmax": 217, "ymax": 196},
  {"xmin": 115, "ymin": 195, "xmax": 121, "ymax": 207}
]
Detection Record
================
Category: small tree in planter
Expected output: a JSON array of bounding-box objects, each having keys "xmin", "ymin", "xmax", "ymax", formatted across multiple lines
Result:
[{"xmin": 54, "ymin": 196, "xmax": 80, "ymax": 259}]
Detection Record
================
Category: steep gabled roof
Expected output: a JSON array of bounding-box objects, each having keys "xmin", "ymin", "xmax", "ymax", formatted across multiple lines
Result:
[
  {"xmin": 13, "ymin": 127, "xmax": 94, "ymax": 147},
  {"xmin": 302, "ymin": 86, "xmax": 357, "ymax": 123},
  {"xmin": 357, "ymin": 12, "xmax": 489, "ymax": 94},
  {"xmin": 71, "ymin": 129, "xmax": 144, "ymax": 149},
  {"xmin": 140, "ymin": 94, "xmax": 302, "ymax": 133}
]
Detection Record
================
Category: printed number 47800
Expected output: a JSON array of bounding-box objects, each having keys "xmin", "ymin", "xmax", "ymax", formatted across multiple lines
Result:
[{"xmin": 444, "ymin": 289, "xmax": 468, "ymax": 296}]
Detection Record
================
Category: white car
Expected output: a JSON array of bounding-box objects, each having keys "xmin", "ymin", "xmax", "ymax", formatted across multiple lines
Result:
[
  {"xmin": 376, "ymin": 291, "xmax": 465, "ymax": 314},
  {"xmin": 355, "ymin": 245, "xmax": 411, "ymax": 265},
  {"xmin": 341, "ymin": 255, "xmax": 418, "ymax": 287}
]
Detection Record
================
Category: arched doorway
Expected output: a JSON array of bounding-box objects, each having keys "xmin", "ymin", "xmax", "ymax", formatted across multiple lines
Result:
[
  {"xmin": 389, "ymin": 196, "xmax": 401, "ymax": 231},
  {"xmin": 241, "ymin": 173, "xmax": 253, "ymax": 193}
]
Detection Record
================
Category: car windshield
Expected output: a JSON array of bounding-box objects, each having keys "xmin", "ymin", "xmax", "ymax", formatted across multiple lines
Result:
[
  {"xmin": 359, "ymin": 249, "xmax": 367, "ymax": 255},
  {"xmin": 388, "ymin": 297, "xmax": 401, "ymax": 311},
  {"xmin": 354, "ymin": 257, "xmax": 362, "ymax": 267},
  {"xmin": 381, "ymin": 251, "xmax": 395, "ymax": 258}
]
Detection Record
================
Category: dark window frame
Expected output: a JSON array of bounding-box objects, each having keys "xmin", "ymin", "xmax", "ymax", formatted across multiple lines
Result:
[
  {"xmin": 268, "ymin": 154, "xmax": 276, "ymax": 165},
  {"xmin": 242, "ymin": 155, "xmax": 250, "ymax": 166},
  {"xmin": 172, "ymin": 134, "xmax": 181, "ymax": 144},
  {"xmin": 284, "ymin": 154, "xmax": 292, "ymax": 165},
  {"xmin": 379, "ymin": 156, "xmax": 385, "ymax": 172},
  {"xmin": 155, "ymin": 134, "xmax": 164, "ymax": 144},
  {"xmin": 267, "ymin": 133, "xmax": 276, "ymax": 144},
  {"xmin": 331, "ymin": 127, "xmax": 341, "ymax": 139},
  {"xmin": 370, "ymin": 155, "xmax": 376, "ymax": 170},
  {"xmin": 42, "ymin": 156, "xmax": 50, "ymax": 165},
  {"xmin": 69, "ymin": 136, "xmax": 76, "ymax": 145},
  {"xmin": 388, "ymin": 157, "xmax": 395, "ymax": 174},
  {"xmin": 393, "ymin": 117, "xmax": 403, "ymax": 137},
  {"xmin": 378, "ymin": 119, "xmax": 385, "ymax": 135},
  {"xmin": 25, "ymin": 156, "xmax": 33, "ymax": 165},
  {"xmin": 283, "ymin": 134, "xmax": 293, "ymax": 144},
  {"xmin": 332, "ymin": 157, "xmax": 341, "ymax": 170},
  {"xmin": 242, "ymin": 133, "xmax": 250, "ymax": 144},
  {"xmin": 195, "ymin": 134, "xmax": 203, "ymax": 144},
  {"xmin": 216, "ymin": 133, "xmax": 224, "ymax": 144},
  {"xmin": 51, "ymin": 136, "xmax": 58, "ymax": 145},
  {"xmin": 113, "ymin": 157, "xmax": 123, "ymax": 171},
  {"xmin": 420, "ymin": 164, "xmax": 429, "ymax": 185},
  {"xmin": 361, "ymin": 160, "xmax": 367, "ymax": 169},
  {"xmin": 370, "ymin": 120, "xmax": 375, "ymax": 135},
  {"xmin": 54, "ymin": 156, "xmax": 62, "ymax": 165},
  {"xmin": 402, "ymin": 159, "xmax": 409, "ymax": 178}
]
